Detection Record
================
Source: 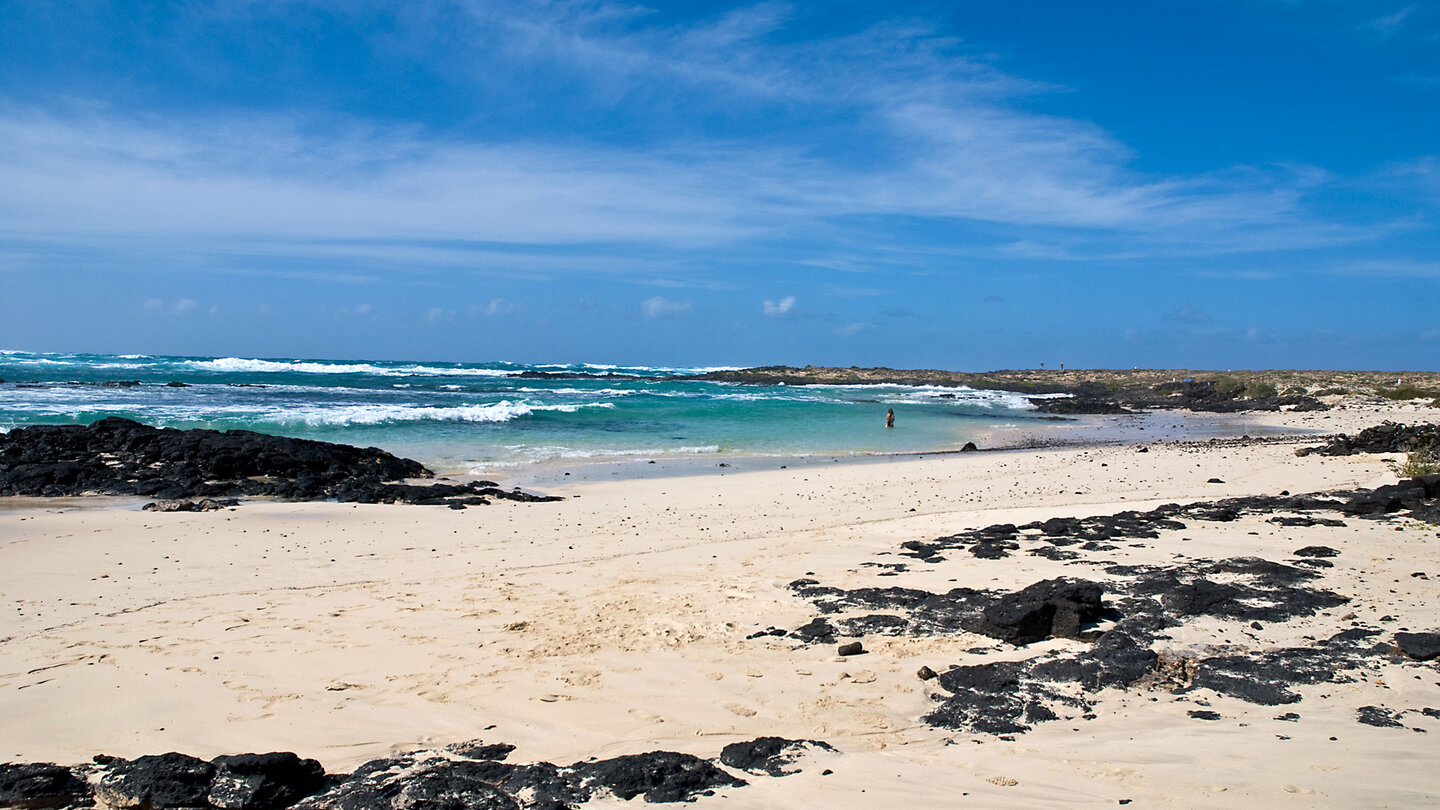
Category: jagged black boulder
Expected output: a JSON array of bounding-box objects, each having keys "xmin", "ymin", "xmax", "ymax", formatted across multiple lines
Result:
[
  {"xmin": 1395, "ymin": 632, "xmax": 1440, "ymax": 661},
  {"xmin": 975, "ymin": 578, "xmax": 1104, "ymax": 645},
  {"xmin": 0, "ymin": 762, "xmax": 90, "ymax": 809},
  {"xmin": 1297, "ymin": 422, "xmax": 1440, "ymax": 456},
  {"xmin": 96, "ymin": 752, "xmax": 216, "ymax": 809},
  {"xmin": 209, "ymin": 753, "xmax": 327, "ymax": 810}
]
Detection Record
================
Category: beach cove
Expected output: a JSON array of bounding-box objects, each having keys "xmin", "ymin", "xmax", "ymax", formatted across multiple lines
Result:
[{"xmin": 3, "ymin": 396, "xmax": 1440, "ymax": 807}]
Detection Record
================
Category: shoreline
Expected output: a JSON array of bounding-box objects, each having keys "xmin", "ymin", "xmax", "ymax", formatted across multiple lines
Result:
[
  {"xmin": 486, "ymin": 404, "xmax": 1351, "ymax": 490},
  {"xmin": 2, "ymin": 401, "xmax": 1438, "ymax": 806}
]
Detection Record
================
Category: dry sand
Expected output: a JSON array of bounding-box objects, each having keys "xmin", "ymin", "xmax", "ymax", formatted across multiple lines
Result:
[{"xmin": 2, "ymin": 401, "xmax": 1439, "ymax": 807}]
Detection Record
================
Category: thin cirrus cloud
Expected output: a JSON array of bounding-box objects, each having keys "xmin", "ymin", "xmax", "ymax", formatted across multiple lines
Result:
[{"xmin": 0, "ymin": 0, "xmax": 1376, "ymax": 283}]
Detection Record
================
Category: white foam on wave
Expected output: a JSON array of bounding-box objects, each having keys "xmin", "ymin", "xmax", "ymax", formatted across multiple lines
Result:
[
  {"xmin": 529, "ymin": 362, "xmax": 742, "ymax": 376},
  {"xmin": 276, "ymin": 400, "xmax": 615, "ymax": 426},
  {"xmin": 471, "ymin": 442, "xmax": 722, "ymax": 468},
  {"xmin": 186, "ymin": 357, "xmax": 514, "ymax": 377}
]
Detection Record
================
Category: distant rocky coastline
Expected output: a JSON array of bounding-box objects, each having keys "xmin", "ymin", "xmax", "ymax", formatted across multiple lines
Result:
[
  {"xmin": 685, "ymin": 365, "xmax": 1440, "ymax": 414},
  {"xmin": 0, "ymin": 417, "xmax": 558, "ymax": 507}
]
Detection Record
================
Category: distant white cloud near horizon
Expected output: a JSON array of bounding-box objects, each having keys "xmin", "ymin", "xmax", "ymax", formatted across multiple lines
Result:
[{"xmin": 1, "ymin": 0, "xmax": 1437, "ymax": 368}]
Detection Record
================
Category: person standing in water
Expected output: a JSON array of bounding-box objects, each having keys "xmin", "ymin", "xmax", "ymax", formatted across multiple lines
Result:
[{"xmin": 886, "ymin": 408, "xmax": 895, "ymax": 428}]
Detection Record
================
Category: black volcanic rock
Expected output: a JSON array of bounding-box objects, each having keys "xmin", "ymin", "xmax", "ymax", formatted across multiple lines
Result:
[
  {"xmin": 0, "ymin": 418, "xmax": 558, "ymax": 507},
  {"xmin": 1030, "ymin": 397, "xmax": 1132, "ymax": 415},
  {"xmin": 718, "ymin": 738, "xmax": 834, "ymax": 778},
  {"xmin": 96, "ymin": 752, "xmax": 216, "ymax": 809},
  {"xmin": 209, "ymin": 753, "xmax": 326, "ymax": 810},
  {"xmin": 975, "ymin": 578, "xmax": 1104, "ymax": 645},
  {"xmin": 1395, "ymin": 632, "xmax": 1440, "ymax": 661},
  {"xmin": 1297, "ymin": 422, "xmax": 1440, "ymax": 457},
  {"xmin": 571, "ymin": 751, "xmax": 745, "ymax": 803},
  {"xmin": 0, "ymin": 762, "xmax": 89, "ymax": 809}
]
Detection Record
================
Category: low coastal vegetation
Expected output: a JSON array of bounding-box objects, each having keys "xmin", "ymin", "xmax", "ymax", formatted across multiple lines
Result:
[
  {"xmin": 1391, "ymin": 445, "xmax": 1440, "ymax": 479},
  {"xmin": 692, "ymin": 366, "xmax": 1440, "ymax": 403}
]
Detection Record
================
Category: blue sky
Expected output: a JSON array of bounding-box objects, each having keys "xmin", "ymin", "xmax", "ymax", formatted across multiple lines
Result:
[{"xmin": 2, "ymin": 1, "xmax": 1437, "ymax": 369}]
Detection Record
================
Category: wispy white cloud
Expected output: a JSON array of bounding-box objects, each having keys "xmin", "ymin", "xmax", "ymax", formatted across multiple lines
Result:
[
  {"xmin": 1367, "ymin": 4, "xmax": 1417, "ymax": 36},
  {"xmin": 642, "ymin": 296, "xmax": 691, "ymax": 318},
  {"xmin": 0, "ymin": 0, "xmax": 1416, "ymax": 287},
  {"xmin": 1331, "ymin": 258, "xmax": 1440, "ymax": 277},
  {"xmin": 834, "ymin": 321, "xmax": 874, "ymax": 337},
  {"xmin": 143, "ymin": 297, "xmax": 200, "ymax": 315},
  {"xmin": 475, "ymin": 298, "xmax": 517, "ymax": 316},
  {"xmin": 763, "ymin": 295, "xmax": 796, "ymax": 316}
]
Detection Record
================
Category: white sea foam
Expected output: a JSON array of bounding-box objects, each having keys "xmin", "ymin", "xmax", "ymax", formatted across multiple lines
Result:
[
  {"xmin": 473, "ymin": 442, "xmax": 722, "ymax": 467},
  {"xmin": 275, "ymin": 400, "xmax": 615, "ymax": 426},
  {"xmin": 185, "ymin": 357, "xmax": 514, "ymax": 377}
]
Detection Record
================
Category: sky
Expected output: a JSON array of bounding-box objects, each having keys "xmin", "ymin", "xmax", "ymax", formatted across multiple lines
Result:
[{"xmin": 1, "ymin": 0, "xmax": 1438, "ymax": 370}]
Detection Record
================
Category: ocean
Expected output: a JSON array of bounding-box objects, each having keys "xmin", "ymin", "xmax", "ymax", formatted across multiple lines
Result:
[{"xmin": 0, "ymin": 350, "xmax": 1065, "ymax": 475}]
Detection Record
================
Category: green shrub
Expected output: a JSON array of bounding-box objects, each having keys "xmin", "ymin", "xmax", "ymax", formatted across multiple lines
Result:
[
  {"xmin": 1377, "ymin": 384, "xmax": 1440, "ymax": 401},
  {"xmin": 1314, "ymin": 387, "xmax": 1350, "ymax": 396},
  {"xmin": 1213, "ymin": 376, "xmax": 1244, "ymax": 397},
  {"xmin": 1390, "ymin": 444, "xmax": 1440, "ymax": 478},
  {"xmin": 1282, "ymin": 386, "xmax": 1307, "ymax": 396},
  {"xmin": 1244, "ymin": 381, "xmax": 1278, "ymax": 399}
]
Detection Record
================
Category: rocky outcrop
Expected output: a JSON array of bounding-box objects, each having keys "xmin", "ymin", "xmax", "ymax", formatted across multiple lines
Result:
[
  {"xmin": 0, "ymin": 418, "xmax": 558, "ymax": 507},
  {"xmin": 0, "ymin": 762, "xmax": 89, "ymax": 809},
  {"xmin": 0, "ymin": 741, "xmax": 820, "ymax": 810},
  {"xmin": 766, "ymin": 478, "xmax": 1440, "ymax": 736},
  {"xmin": 1296, "ymin": 421, "xmax": 1440, "ymax": 457}
]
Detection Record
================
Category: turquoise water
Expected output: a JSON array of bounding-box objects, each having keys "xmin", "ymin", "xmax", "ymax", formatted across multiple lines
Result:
[{"xmin": 0, "ymin": 350, "xmax": 1059, "ymax": 473}]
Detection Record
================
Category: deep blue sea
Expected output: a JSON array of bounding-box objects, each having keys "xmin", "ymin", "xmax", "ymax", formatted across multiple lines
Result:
[{"xmin": 0, "ymin": 350, "xmax": 1068, "ymax": 474}]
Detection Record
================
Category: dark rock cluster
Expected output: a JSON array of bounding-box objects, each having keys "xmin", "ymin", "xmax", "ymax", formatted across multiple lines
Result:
[
  {"xmin": 898, "ymin": 493, "xmax": 1351, "ymax": 563},
  {"xmin": 764, "ymin": 478, "xmax": 1440, "ymax": 736},
  {"xmin": 0, "ymin": 739, "xmax": 830, "ymax": 809},
  {"xmin": 1028, "ymin": 380, "xmax": 1328, "ymax": 415},
  {"xmin": 0, "ymin": 418, "xmax": 559, "ymax": 507},
  {"xmin": 1295, "ymin": 421, "xmax": 1440, "ymax": 457}
]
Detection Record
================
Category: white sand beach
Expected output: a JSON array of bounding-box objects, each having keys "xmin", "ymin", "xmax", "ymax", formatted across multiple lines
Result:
[{"xmin": 3, "ymin": 400, "xmax": 1439, "ymax": 808}]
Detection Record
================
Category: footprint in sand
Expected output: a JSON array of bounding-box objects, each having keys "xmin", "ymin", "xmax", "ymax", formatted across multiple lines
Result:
[{"xmin": 725, "ymin": 704, "xmax": 758, "ymax": 717}]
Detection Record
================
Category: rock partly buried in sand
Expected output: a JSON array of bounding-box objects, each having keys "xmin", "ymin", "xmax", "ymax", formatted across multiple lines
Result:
[
  {"xmin": 1343, "ymin": 476, "xmax": 1440, "ymax": 516},
  {"xmin": 836, "ymin": 641, "xmax": 864, "ymax": 656},
  {"xmin": 0, "ymin": 762, "xmax": 90, "ymax": 809},
  {"xmin": 975, "ymin": 578, "xmax": 1105, "ymax": 646},
  {"xmin": 22, "ymin": 739, "xmax": 818, "ymax": 809},
  {"xmin": 0, "ymin": 417, "xmax": 560, "ymax": 507},
  {"xmin": 294, "ymin": 749, "xmax": 747, "ymax": 808},
  {"xmin": 784, "ymin": 480, "xmax": 1440, "ymax": 736},
  {"xmin": 1395, "ymin": 632, "xmax": 1440, "ymax": 661},
  {"xmin": 718, "ymin": 738, "xmax": 836, "ymax": 777},
  {"xmin": 144, "ymin": 498, "xmax": 241, "ymax": 512}
]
